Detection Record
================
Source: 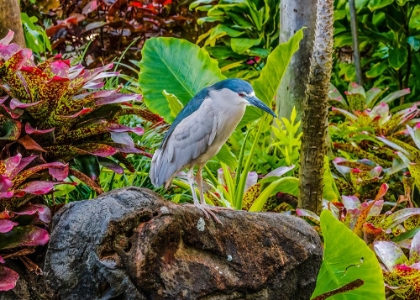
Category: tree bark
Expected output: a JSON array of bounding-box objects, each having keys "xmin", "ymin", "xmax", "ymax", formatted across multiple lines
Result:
[
  {"xmin": 0, "ymin": 0, "xmax": 26, "ymax": 47},
  {"xmin": 275, "ymin": 0, "xmax": 317, "ymax": 119},
  {"xmin": 298, "ymin": 0, "xmax": 334, "ymax": 214}
]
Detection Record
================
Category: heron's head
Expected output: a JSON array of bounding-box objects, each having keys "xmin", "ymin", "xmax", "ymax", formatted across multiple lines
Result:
[{"xmin": 211, "ymin": 79, "xmax": 276, "ymax": 117}]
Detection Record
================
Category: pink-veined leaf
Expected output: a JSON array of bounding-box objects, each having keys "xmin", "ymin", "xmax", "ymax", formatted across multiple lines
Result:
[
  {"xmin": 374, "ymin": 241, "xmax": 408, "ymax": 271},
  {"xmin": 14, "ymin": 204, "xmax": 51, "ymax": 223},
  {"xmin": 0, "ymin": 225, "xmax": 49, "ymax": 249},
  {"xmin": 380, "ymin": 208, "xmax": 420, "ymax": 230},
  {"xmin": 24, "ymin": 123, "xmax": 55, "ymax": 135},
  {"xmin": 0, "ymin": 265, "xmax": 19, "ymax": 291},
  {"xmin": 0, "ymin": 219, "xmax": 18, "ymax": 233},
  {"xmin": 95, "ymin": 93, "xmax": 142, "ymax": 105}
]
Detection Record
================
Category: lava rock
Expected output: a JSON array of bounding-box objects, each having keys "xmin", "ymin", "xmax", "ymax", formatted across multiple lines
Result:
[{"xmin": 44, "ymin": 187, "xmax": 322, "ymax": 300}]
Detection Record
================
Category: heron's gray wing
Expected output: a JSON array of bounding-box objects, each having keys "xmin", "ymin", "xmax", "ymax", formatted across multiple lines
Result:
[{"xmin": 150, "ymin": 100, "xmax": 217, "ymax": 187}]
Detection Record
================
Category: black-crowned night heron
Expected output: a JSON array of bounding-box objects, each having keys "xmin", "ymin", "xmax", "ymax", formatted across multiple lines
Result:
[{"xmin": 150, "ymin": 78, "xmax": 276, "ymax": 222}]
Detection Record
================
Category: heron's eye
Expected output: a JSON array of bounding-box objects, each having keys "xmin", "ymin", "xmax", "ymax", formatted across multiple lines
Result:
[{"xmin": 238, "ymin": 92, "xmax": 246, "ymax": 97}]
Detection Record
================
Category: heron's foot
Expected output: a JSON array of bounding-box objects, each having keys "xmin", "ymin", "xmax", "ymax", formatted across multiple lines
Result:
[{"xmin": 186, "ymin": 203, "xmax": 224, "ymax": 225}]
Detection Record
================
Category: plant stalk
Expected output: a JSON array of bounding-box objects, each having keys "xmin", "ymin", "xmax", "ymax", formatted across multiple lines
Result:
[{"xmin": 349, "ymin": 0, "xmax": 363, "ymax": 86}]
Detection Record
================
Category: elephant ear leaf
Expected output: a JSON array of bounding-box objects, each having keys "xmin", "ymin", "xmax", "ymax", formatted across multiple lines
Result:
[
  {"xmin": 139, "ymin": 37, "xmax": 225, "ymax": 122},
  {"xmin": 311, "ymin": 210, "xmax": 385, "ymax": 300}
]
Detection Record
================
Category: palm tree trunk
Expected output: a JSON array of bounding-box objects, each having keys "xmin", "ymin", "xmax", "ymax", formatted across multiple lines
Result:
[
  {"xmin": 298, "ymin": 0, "xmax": 334, "ymax": 214},
  {"xmin": 0, "ymin": 0, "xmax": 26, "ymax": 47}
]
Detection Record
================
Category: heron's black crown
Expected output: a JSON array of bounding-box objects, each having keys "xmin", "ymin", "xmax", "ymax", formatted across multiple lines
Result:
[{"xmin": 211, "ymin": 78, "xmax": 254, "ymax": 94}]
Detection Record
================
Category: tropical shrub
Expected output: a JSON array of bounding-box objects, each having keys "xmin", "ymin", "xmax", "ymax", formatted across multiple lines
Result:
[
  {"xmin": 0, "ymin": 203, "xmax": 51, "ymax": 291},
  {"xmin": 0, "ymin": 152, "xmax": 61, "ymax": 291},
  {"xmin": 190, "ymin": 0, "xmax": 280, "ymax": 81},
  {"xmin": 328, "ymin": 82, "xmax": 418, "ymax": 198},
  {"xmin": 0, "ymin": 30, "xmax": 158, "ymax": 205},
  {"xmin": 375, "ymin": 234, "xmax": 420, "ymax": 299},
  {"xmin": 333, "ymin": 0, "xmax": 420, "ymax": 102},
  {"xmin": 20, "ymin": 0, "xmax": 207, "ymax": 68},
  {"xmin": 379, "ymin": 123, "xmax": 420, "ymax": 205}
]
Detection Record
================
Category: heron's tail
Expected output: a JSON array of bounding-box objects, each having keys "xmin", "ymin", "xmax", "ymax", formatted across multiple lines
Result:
[{"xmin": 149, "ymin": 148, "xmax": 178, "ymax": 188}]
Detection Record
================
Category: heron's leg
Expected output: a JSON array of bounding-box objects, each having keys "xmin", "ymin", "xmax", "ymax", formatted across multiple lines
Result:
[
  {"xmin": 190, "ymin": 164, "xmax": 222, "ymax": 224},
  {"xmin": 187, "ymin": 168, "xmax": 199, "ymax": 206},
  {"xmin": 196, "ymin": 165, "xmax": 205, "ymax": 205}
]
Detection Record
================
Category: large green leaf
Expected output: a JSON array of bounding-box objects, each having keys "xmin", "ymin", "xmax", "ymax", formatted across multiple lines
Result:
[
  {"xmin": 388, "ymin": 46, "xmax": 408, "ymax": 70},
  {"xmin": 139, "ymin": 37, "xmax": 225, "ymax": 121},
  {"xmin": 311, "ymin": 210, "xmax": 385, "ymax": 300},
  {"xmin": 239, "ymin": 28, "xmax": 304, "ymax": 126},
  {"xmin": 367, "ymin": 0, "xmax": 394, "ymax": 11}
]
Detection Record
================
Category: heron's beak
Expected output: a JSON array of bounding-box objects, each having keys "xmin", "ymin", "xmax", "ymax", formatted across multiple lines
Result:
[{"xmin": 247, "ymin": 96, "xmax": 277, "ymax": 118}]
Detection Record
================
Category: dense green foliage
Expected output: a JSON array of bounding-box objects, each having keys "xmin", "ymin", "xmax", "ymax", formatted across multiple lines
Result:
[
  {"xmin": 190, "ymin": 0, "xmax": 280, "ymax": 81},
  {"xmin": 333, "ymin": 0, "xmax": 420, "ymax": 102}
]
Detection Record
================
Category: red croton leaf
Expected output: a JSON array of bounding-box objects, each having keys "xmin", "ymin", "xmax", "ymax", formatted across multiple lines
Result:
[
  {"xmin": 76, "ymin": 143, "xmax": 117, "ymax": 157},
  {"xmin": 17, "ymin": 181, "xmax": 57, "ymax": 195},
  {"xmin": 13, "ymin": 161, "xmax": 69, "ymax": 188},
  {"xmin": 0, "ymin": 225, "xmax": 49, "ymax": 250},
  {"xmin": 0, "ymin": 265, "xmax": 19, "ymax": 291},
  {"xmin": 17, "ymin": 135, "xmax": 46, "ymax": 152},
  {"xmin": 0, "ymin": 175, "xmax": 13, "ymax": 193},
  {"xmin": 14, "ymin": 204, "xmax": 51, "ymax": 223}
]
